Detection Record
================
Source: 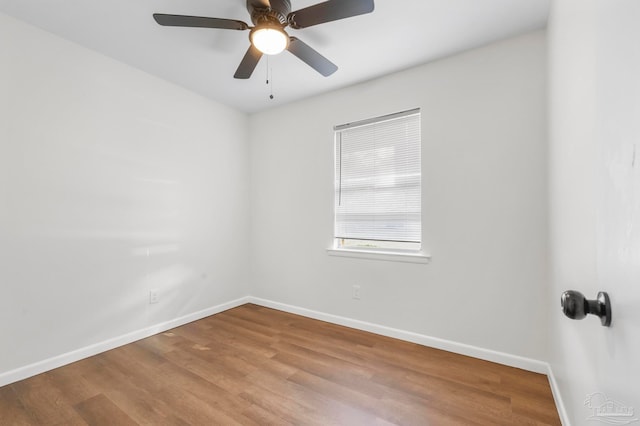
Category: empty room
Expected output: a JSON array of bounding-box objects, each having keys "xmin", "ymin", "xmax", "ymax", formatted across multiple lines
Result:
[{"xmin": 1, "ymin": 0, "xmax": 638, "ymax": 425}]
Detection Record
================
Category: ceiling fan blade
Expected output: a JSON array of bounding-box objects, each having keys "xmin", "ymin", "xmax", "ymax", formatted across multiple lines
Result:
[
  {"xmin": 234, "ymin": 44, "xmax": 263, "ymax": 79},
  {"xmin": 288, "ymin": 0, "xmax": 374, "ymax": 29},
  {"xmin": 153, "ymin": 14, "xmax": 249, "ymax": 30},
  {"xmin": 287, "ymin": 37, "xmax": 337, "ymax": 77}
]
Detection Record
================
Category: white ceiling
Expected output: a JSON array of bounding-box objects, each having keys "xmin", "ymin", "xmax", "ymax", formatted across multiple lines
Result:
[{"xmin": 0, "ymin": 0, "xmax": 549, "ymax": 113}]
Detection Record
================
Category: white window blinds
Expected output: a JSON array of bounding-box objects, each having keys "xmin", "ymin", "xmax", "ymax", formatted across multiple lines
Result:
[{"xmin": 334, "ymin": 109, "xmax": 421, "ymax": 244}]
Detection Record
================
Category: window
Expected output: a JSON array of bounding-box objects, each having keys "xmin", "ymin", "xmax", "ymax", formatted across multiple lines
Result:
[{"xmin": 333, "ymin": 108, "xmax": 422, "ymax": 256}]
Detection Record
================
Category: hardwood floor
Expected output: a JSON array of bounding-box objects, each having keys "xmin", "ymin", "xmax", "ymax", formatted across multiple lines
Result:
[{"xmin": 0, "ymin": 304, "xmax": 561, "ymax": 425}]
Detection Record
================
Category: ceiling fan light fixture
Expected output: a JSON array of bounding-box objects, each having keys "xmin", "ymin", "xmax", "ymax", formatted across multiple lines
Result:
[
  {"xmin": 251, "ymin": 26, "xmax": 289, "ymax": 55},
  {"xmin": 154, "ymin": 0, "xmax": 377, "ymax": 79}
]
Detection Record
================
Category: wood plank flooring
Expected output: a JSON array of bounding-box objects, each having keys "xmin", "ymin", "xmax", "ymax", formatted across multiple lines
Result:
[{"xmin": 0, "ymin": 304, "xmax": 561, "ymax": 425}]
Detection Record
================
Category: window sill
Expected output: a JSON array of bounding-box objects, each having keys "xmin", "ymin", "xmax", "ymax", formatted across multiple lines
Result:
[{"xmin": 326, "ymin": 248, "xmax": 431, "ymax": 264}]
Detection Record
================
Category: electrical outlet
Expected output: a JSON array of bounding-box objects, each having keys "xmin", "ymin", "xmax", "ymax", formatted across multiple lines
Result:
[
  {"xmin": 352, "ymin": 285, "xmax": 361, "ymax": 300},
  {"xmin": 149, "ymin": 289, "xmax": 159, "ymax": 304}
]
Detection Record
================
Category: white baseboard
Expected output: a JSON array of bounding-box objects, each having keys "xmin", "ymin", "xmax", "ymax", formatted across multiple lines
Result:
[
  {"xmin": 0, "ymin": 296, "xmax": 250, "ymax": 388},
  {"xmin": 547, "ymin": 364, "xmax": 572, "ymax": 426},
  {"xmin": 247, "ymin": 296, "xmax": 549, "ymax": 374}
]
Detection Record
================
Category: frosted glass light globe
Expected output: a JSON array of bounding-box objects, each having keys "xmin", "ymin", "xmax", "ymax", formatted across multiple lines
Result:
[{"xmin": 251, "ymin": 27, "xmax": 288, "ymax": 55}]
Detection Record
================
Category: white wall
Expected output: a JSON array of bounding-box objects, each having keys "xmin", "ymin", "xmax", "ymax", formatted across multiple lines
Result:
[
  {"xmin": 0, "ymin": 13, "xmax": 250, "ymax": 376},
  {"xmin": 549, "ymin": 0, "xmax": 640, "ymax": 423},
  {"xmin": 249, "ymin": 31, "xmax": 549, "ymax": 361}
]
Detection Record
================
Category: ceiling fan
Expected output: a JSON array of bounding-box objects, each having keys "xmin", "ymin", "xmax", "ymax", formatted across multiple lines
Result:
[{"xmin": 153, "ymin": 0, "xmax": 375, "ymax": 79}]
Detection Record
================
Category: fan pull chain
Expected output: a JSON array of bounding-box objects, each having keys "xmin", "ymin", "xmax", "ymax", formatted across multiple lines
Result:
[
  {"xmin": 269, "ymin": 68, "xmax": 274, "ymax": 99},
  {"xmin": 266, "ymin": 56, "xmax": 274, "ymax": 100}
]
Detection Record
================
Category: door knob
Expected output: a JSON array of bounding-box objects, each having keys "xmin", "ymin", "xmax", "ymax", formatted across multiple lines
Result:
[{"xmin": 560, "ymin": 290, "xmax": 612, "ymax": 327}]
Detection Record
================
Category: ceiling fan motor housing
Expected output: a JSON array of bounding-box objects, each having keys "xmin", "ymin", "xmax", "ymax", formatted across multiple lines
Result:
[{"xmin": 248, "ymin": 0, "xmax": 291, "ymax": 26}]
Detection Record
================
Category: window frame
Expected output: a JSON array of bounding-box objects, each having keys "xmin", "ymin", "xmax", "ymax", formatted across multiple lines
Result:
[{"xmin": 329, "ymin": 109, "xmax": 430, "ymax": 263}]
